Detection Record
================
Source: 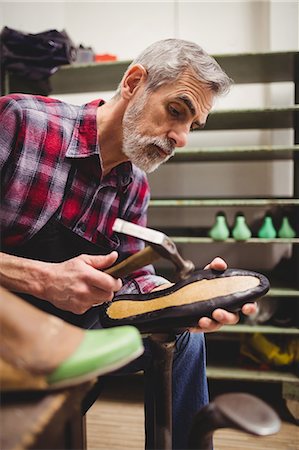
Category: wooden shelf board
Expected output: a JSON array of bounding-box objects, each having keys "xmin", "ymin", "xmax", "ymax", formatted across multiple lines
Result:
[{"xmin": 206, "ymin": 365, "xmax": 298, "ymax": 383}]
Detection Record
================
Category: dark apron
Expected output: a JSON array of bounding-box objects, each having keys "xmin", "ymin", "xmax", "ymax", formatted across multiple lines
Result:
[{"xmin": 7, "ymin": 214, "xmax": 109, "ymax": 329}]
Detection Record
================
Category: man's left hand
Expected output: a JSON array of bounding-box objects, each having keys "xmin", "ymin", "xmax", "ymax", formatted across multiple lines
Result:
[{"xmin": 193, "ymin": 256, "xmax": 257, "ymax": 333}]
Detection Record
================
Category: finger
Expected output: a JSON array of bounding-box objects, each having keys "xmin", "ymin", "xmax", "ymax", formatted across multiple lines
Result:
[
  {"xmin": 77, "ymin": 261, "xmax": 122, "ymax": 292},
  {"xmin": 83, "ymin": 251, "xmax": 119, "ymax": 270},
  {"xmin": 90, "ymin": 270, "xmax": 122, "ymax": 292},
  {"xmin": 72, "ymin": 283, "xmax": 120, "ymax": 312},
  {"xmin": 88, "ymin": 285, "xmax": 118, "ymax": 306},
  {"xmin": 242, "ymin": 302, "xmax": 257, "ymax": 316},
  {"xmin": 204, "ymin": 257, "xmax": 227, "ymax": 271},
  {"xmin": 212, "ymin": 308, "xmax": 239, "ymax": 325},
  {"xmin": 151, "ymin": 283, "xmax": 174, "ymax": 292},
  {"xmin": 79, "ymin": 253, "xmax": 122, "ymax": 291},
  {"xmin": 196, "ymin": 317, "xmax": 223, "ymax": 332}
]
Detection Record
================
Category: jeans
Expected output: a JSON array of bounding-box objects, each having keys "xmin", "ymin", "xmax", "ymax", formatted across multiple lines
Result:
[{"xmin": 115, "ymin": 330, "xmax": 209, "ymax": 450}]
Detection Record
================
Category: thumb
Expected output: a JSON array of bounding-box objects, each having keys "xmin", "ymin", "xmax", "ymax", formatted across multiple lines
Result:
[{"xmin": 84, "ymin": 252, "xmax": 119, "ymax": 270}]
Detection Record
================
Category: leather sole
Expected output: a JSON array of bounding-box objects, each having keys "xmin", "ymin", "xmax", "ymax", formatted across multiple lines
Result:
[{"xmin": 100, "ymin": 269, "xmax": 270, "ymax": 333}]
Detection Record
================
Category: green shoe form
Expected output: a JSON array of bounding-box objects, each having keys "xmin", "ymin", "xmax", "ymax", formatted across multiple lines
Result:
[
  {"xmin": 278, "ymin": 217, "xmax": 296, "ymax": 238},
  {"xmin": 1, "ymin": 326, "xmax": 143, "ymax": 391},
  {"xmin": 47, "ymin": 326, "xmax": 143, "ymax": 388},
  {"xmin": 209, "ymin": 212, "xmax": 230, "ymax": 241},
  {"xmin": 232, "ymin": 213, "xmax": 252, "ymax": 241},
  {"xmin": 258, "ymin": 215, "xmax": 277, "ymax": 239},
  {"xmin": 0, "ymin": 287, "xmax": 144, "ymax": 391}
]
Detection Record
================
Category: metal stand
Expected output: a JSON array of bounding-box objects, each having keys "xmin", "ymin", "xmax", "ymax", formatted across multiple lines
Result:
[{"xmin": 148, "ymin": 333, "xmax": 176, "ymax": 450}]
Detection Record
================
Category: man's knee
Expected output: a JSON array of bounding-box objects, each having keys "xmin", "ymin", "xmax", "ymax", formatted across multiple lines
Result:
[{"xmin": 174, "ymin": 331, "xmax": 206, "ymax": 361}]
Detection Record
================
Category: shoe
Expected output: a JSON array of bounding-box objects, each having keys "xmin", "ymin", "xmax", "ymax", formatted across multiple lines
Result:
[
  {"xmin": 99, "ymin": 269, "xmax": 270, "ymax": 333},
  {"xmin": 1, "ymin": 327, "xmax": 143, "ymax": 391},
  {"xmin": 0, "ymin": 288, "xmax": 144, "ymax": 391}
]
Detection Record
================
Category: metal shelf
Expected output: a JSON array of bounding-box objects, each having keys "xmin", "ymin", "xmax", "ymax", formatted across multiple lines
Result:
[
  {"xmin": 204, "ymin": 106, "xmax": 298, "ymax": 131},
  {"xmin": 149, "ymin": 198, "xmax": 299, "ymax": 207},
  {"xmin": 269, "ymin": 287, "xmax": 299, "ymax": 297},
  {"xmin": 218, "ymin": 324, "xmax": 299, "ymax": 335},
  {"xmin": 170, "ymin": 237, "xmax": 299, "ymax": 244},
  {"xmin": 206, "ymin": 365, "xmax": 298, "ymax": 383},
  {"xmin": 171, "ymin": 145, "xmax": 299, "ymax": 162},
  {"xmin": 5, "ymin": 51, "xmax": 297, "ymax": 95},
  {"xmin": 213, "ymin": 51, "xmax": 297, "ymax": 83}
]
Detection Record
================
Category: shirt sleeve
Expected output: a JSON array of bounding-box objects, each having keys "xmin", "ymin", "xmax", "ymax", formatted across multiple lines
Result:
[
  {"xmin": 117, "ymin": 166, "xmax": 170, "ymax": 294},
  {"xmin": 0, "ymin": 95, "xmax": 22, "ymax": 171}
]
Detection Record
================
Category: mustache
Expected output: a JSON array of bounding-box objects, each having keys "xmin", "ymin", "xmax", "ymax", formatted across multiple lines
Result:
[{"xmin": 139, "ymin": 136, "xmax": 175, "ymax": 157}]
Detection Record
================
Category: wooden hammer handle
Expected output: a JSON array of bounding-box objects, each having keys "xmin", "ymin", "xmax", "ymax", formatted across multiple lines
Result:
[{"xmin": 105, "ymin": 246, "xmax": 161, "ymax": 278}]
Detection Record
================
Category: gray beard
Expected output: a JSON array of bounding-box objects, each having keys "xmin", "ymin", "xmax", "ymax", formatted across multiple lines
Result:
[{"xmin": 122, "ymin": 94, "xmax": 175, "ymax": 173}]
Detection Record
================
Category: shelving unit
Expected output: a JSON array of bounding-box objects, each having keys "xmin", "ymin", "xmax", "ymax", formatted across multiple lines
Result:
[
  {"xmin": 3, "ymin": 51, "xmax": 298, "ymax": 396},
  {"xmin": 146, "ymin": 51, "xmax": 299, "ymax": 394}
]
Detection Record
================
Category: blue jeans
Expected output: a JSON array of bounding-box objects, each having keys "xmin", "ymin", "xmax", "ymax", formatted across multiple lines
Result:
[{"xmin": 116, "ymin": 330, "xmax": 209, "ymax": 450}]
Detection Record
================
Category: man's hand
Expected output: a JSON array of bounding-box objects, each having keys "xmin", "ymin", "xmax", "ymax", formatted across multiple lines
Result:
[
  {"xmin": 193, "ymin": 256, "xmax": 257, "ymax": 333},
  {"xmin": 0, "ymin": 251, "xmax": 122, "ymax": 315},
  {"xmin": 41, "ymin": 252, "xmax": 122, "ymax": 314}
]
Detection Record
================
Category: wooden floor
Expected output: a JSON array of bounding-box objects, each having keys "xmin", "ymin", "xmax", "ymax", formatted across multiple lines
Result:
[{"xmin": 86, "ymin": 376, "xmax": 298, "ymax": 450}]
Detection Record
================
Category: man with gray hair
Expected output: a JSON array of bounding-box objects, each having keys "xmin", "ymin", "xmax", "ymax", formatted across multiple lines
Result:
[{"xmin": 0, "ymin": 38, "xmax": 256, "ymax": 448}]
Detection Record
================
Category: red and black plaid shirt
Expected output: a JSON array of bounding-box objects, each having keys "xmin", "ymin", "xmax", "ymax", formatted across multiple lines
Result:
[{"xmin": 0, "ymin": 94, "xmax": 167, "ymax": 293}]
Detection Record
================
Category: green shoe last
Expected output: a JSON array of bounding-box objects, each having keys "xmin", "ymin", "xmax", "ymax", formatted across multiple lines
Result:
[{"xmin": 47, "ymin": 326, "xmax": 143, "ymax": 388}]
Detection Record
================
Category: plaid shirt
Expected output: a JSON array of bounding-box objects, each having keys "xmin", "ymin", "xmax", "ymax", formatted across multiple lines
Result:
[{"xmin": 0, "ymin": 94, "xmax": 167, "ymax": 293}]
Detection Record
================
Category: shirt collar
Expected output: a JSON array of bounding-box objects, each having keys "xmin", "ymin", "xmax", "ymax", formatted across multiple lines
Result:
[
  {"xmin": 66, "ymin": 99, "xmax": 103, "ymax": 159},
  {"xmin": 66, "ymin": 98, "xmax": 133, "ymax": 187}
]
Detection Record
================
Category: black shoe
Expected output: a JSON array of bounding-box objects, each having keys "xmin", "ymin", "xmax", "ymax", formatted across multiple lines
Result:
[{"xmin": 99, "ymin": 269, "xmax": 270, "ymax": 333}]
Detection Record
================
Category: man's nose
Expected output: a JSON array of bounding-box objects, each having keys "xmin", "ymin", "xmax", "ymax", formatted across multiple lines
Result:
[{"xmin": 167, "ymin": 127, "xmax": 188, "ymax": 148}]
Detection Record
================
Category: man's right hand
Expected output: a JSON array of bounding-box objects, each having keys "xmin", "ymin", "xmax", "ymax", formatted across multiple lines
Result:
[{"xmin": 0, "ymin": 251, "xmax": 122, "ymax": 314}]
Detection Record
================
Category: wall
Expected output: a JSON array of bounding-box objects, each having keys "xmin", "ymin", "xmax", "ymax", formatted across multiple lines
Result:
[
  {"xmin": 0, "ymin": 0, "xmax": 298, "ymax": 270},
  {"xmin": 1, "ymin": 1, "xmax": 297, "ymax": 55}
]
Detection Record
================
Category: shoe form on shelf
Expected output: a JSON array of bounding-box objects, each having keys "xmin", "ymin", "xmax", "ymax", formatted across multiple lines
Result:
[
  {"xmin": 0, "ymin": 288, "xmax": 144, "ymax": 391},
  {"xmin": 258, "ymin": 215, "xmax": 277, "ymax": 239},
  {"xmin": 209, "ymin": 212, "xmax": 230, "ymax": 241},
  {"xmin": 99, "ymin": 269, "xmax": 270, "ymax": 333},
  {"xmin": 232, "ymin": 213, "xmax": 252, "ymax": 241},
  {"xmin": 278, "ymin": 216, "xmax": 296, "ymax": 238}
]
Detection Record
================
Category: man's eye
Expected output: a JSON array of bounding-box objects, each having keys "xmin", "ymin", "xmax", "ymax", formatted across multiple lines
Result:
[
  {"xmin": 169, "ymin": 105, "xmax": 180, "ymax": 117},
  {"xmin": 190, "ymin": 123, "xmax": 202, "ymax": 132}
]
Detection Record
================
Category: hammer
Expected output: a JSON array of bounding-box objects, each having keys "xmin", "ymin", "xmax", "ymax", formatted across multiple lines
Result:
[{"xmin": 105, "ymin": 219, "xmax": 195, "ymax": 280}]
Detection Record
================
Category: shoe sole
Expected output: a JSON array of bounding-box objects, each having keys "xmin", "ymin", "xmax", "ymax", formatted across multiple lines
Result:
[{"xmin": 100, "ymin": 269, "xmax": 270, "ymax": 332}]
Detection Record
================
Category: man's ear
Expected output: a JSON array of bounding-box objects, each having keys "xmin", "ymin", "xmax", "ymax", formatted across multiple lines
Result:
[{"xmin": 121, "ymin": 64, "xmax": 147, "ymax": 99}]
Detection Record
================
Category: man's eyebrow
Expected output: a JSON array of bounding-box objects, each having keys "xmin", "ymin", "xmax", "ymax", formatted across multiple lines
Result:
[
  {"xmin": 176, "ymin": 95, "xmax": 205, "ymax": 129},
  {"xmin": 176, "ymin": 95, "xmax": 196, "ymax": 115}
]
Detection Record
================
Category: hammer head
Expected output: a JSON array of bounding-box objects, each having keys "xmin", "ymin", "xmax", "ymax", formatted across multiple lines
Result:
[{"xmin": 113, "ymin": 219, "xmax": 195, "ymax": 280}]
